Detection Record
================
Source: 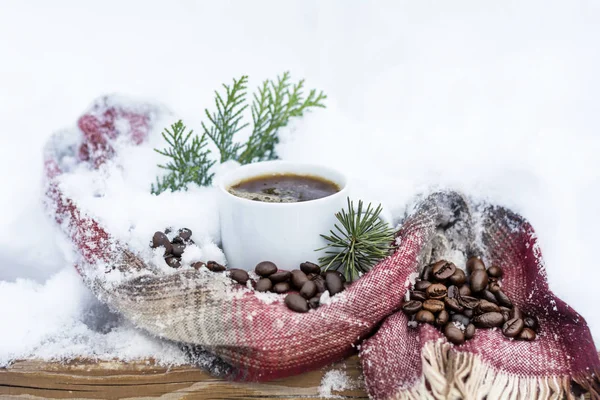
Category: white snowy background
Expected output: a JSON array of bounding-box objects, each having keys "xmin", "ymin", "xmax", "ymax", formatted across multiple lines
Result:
[{"xmin": 1, "ymin": 0, "xmax": 599, "ymax": 365}]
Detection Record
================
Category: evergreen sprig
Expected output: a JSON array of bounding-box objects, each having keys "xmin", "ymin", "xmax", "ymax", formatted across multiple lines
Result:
[
  {"xmin": 318, "ymin": 198, "xmax": 396, "ymax": 282},
  {"xmin": 152, "ymin": 72, "xmax": 326, "ymax": 194},
  {"xmin": 151, "ymin": 120, "xmax": 215, "ymax": 194}
]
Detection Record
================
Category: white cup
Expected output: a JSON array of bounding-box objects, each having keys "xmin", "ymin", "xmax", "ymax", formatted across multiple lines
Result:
[{"xmin": 218, "ymin": 161, "xmax": 349, "ymax": 271}]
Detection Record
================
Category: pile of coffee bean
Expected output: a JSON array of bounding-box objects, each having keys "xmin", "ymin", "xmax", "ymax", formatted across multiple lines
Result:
[
  {"xmin": 254, "ymin": 261, "xmax": 347, "ymax": 313},
  {"xmin": 402, "ymin": 257, "xmax": 539, "ymax": 345},
  {"xmin": 150, "ymin": 228, "xmax": 226, "ymax": 272}
]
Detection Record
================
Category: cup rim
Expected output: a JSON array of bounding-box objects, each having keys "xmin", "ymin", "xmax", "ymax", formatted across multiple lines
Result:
[{"xmin": 218, "ymin": 160, "xmax": 348, "ymax": 207}]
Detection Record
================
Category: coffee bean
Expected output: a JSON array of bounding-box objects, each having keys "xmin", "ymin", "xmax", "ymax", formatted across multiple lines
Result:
[
  {"xmin": 487, "ymin": 265, "xmax": 503, "ymax": 278},
  {"xmin": 306, "ymin": 273, "xmax": 318, "ymax": 280},
  {"xmin": 325, "ymin": 272, "xmax": 344, "ymax": 295},
  {"xmin": 436, "ymin": 310, "xmax": 449, "ymax": 326},
  {"xmin": 423, "ymin": 299, "xmax": 445, "ymax": 313},
  {"xmin": 445, "ymin": 297, "xmax": 464, "ymax": 313},
  {"xmin": 300, "ymin": 261, "xmax": 321, "ymax": 275},
  {"xmin": 172, "ymin": 236, "xmax": 185, "ymax": 245},
  {"xmin": 152, "ymin": 231, "xmax": 170, "ymax": 248},
  {"xmin": 291, "ymin": 270, "xmax": 309, "ymax": 289},
  {"xmin": 444, "ymin": 323, "xmax": 465, "ymax": 345},
  {"xmin": 343, "ymin": 282, "xmax": 351, "ymax": 290},
  {"xmin": 255, "ymin": 278, "xmax": 273, "ymax": 292},
  {"xmin": 323, "ymin": 270, "xmax": 346, "ymax": 283},
  {"xmin": 459, "ymin": 285, "xmax": 472, "ymax": 297},
  {"xmin": 192, "ymin": 261, "xmax": 205, "ymax": 270},
  {"xmin": 500, "ymin": 307, "xmax": 511, "ymax": 322},
  {"xmin": 207, "ymin": 261, "xmax": 226, "ymax": 272},
  {"xmin": 255, "ymin": 261, "xmax": 278, "ymax": 277},
  {"xmin": 164, "ymin": 227, "xmax": 172, "ymax": 235},
  {"xmin": 285, "ymin": 293, "xmax": 309, "ymax": 313},
  {"xmin": 273, "ymin": 282, "xmax": 291, "ymax": 293},
  {"xmin": 414, "ymin": 280, "xmax": 432, "ymax": 291},
  {"xmin": 165, "ymin": 256, "xmax": 181, "ymax": 268},
  {"xmin": 309, "ymin": 296, "xmax": 320, "ymax": 309},
  {"xmin": 447, "ymin": 285, "xmax": 459, "ymax": 299},
  {"xmin": 171, "ymin": 243, "xmax": 186, "ymax": 257},
  {"xmin": 432, "ymin": 261, "xmax": 456, "ymax": 281},
  {"xmin": 415, "ymin": 310, "xmax": 435, "ymax": 324},
  {"xmin": 518, "ymin": 327, "xmax": 536, "ymax": 341},
  {"xmin": 449, "ymin": 269, "xmax": 466, "ymax": 286},
  {"xmin": 524, "ymin": 316, "xmax": 539, "ymax": 331},
  {"xmin": 411, "ymin": 291, "xmax": 427, "ymax": 301},
  {"xmin": 495, "ymin": 290, "xmax": 513, "ymax": 308},
  {"xmin": 402, "ymin": 300, "xmax": 423, "ymax": 315},
  {"xmin": 488, "ymin": 282, "xmax": 501, "ymax": 293},
  {"xmin": 510, "ymin": 306, "xmax": 523, "ymax": 320},
  {"xmin": 502, "ymin": 318, "xmax": 524, "ymax": 338},
  {"xmin": 472, "ymin": 312, "xmax": 504, "ymax": 328},
  {"xmin": 229, "ymin": 269, "xmax": 249, "ymax": 285},
  {"xmin": 313, "ymin": 276, "xmax": 327, "ymax": 293},
  {"xmin": 463, "ymin": 308, "xmax": 474, "ymax": 318},
  {"xmin": 477, "ymin": 299, "xmax": 501, "ymax": 314},
  {"xmin": 426, "ymin": 283, "xmax": 447, "ymax": 299},
  {"xmin": 300, "ymin": 281, "xmax": 317, "ymax": 299},
  {"xmin": 470, "ymin": 270, "xmax": 488, "ymax": 293},
  {"xmin": 466, "ymin": 257, "xmax": 486, "ymax": 274},
  {"xmin": 420, "ymin": 264, "xmax": 433, "ymax": 281},
  {"xmin": 480, "ymin": 289, "xmax": 499, "ymax": 304},
  {"xmin": 178, "ymin": 228, "xmax": 192, "ymax": 241},
  {"xmin": 270, "ymin": 270, "xmax": 291, "ymax": 283},
  {"xmin": 458, "ymin": 296, "xmax": 480, "ymax": 309},
  {"xmin": 451, "ymin": 313, "xmax": 470, "ymax": 327},
  {"xmin": 465, "ymin": 323, "xmax": 476, "ymax": 340}
]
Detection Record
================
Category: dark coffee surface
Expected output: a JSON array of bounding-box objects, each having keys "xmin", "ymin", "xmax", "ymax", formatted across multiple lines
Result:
[{"xmin": 229, "ymin": 173, "xmax": 340, "ymax": 203}]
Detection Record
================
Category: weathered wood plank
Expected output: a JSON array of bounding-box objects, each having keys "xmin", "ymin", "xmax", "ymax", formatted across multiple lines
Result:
[{"xmin": 0, "ymin": 356, "xmax": 367, "ymax": 400}]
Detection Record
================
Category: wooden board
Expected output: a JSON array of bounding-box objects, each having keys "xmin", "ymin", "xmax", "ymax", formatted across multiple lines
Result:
[{"xmin": 0, "ymin": 356, "xmax": 367, "ymax": 400}]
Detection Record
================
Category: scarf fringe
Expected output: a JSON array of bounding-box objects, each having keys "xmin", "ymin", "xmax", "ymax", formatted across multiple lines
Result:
[{"xmin": 390, "ymin": 340, "xmax": 600, "ymax": 400}]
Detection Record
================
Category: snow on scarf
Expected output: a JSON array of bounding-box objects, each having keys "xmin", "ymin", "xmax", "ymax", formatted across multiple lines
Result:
[{"xmin": 43, "ymin": 97, "xmax": 600, "ymax": 399}]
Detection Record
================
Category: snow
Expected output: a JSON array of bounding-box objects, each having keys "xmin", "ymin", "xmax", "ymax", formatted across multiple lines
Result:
[
  {"xmin": 1, "ymin": 0, "xmax": 600, "ymax": 367},
  {"xmin": 318, "ymin": 368, "xmax": 358, "ymax": 398}
]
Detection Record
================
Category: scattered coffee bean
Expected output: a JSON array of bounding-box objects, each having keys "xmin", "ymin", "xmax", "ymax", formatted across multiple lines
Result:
[
  {"xmin": 445, "ymin": 297, "xmax": 464, "ymax": 313},
  {"xmin": 171, "ymin": 243, "xmax": 186, "ymax": 257},
  {"xmin": 447, "ymin": 285, "xmax": 459, "ymax": 299},
  {"xmin": 325, "ymin": 272, "xmax": 344, "ymax": 295},
  {"xmin": 477, "ymin": 299, "xmax": 501, "ymax": 314},
  {"xmin": 164, "ymin": 227, "xmax": 172, "ymax": 235},
  {"xmin": 481, "ymin": 289, "xmax": 499, "ymax": 304},
  {"xmin": 524, "ymin": 316, "xmax": 539, "ymax": 331},
  {"xmin": 300, "ymin": 261, "xmax": 321, "ymax": 275},
  {"xmin": 273, "ymin": 282, "xmax": 291, "ymax": 294},
  {"xmin": 449, "ymin": 269, "xmax": 466, "ymax": 286},
  {"xmin": 436, "ymin": 310, "xmax": 450, "ymax": 326},
  {"xmin": 495, "ymin": 290, "xmax": 513, "ymax": 308},
  {"xmin": 444, "ymin": 323, "xmax": 465, "ymax": 345},
  {"xmin": 207, "ymin": 261, "xmax": 226, "ymax": 272},
  {"xmin": 255, "ymin": 261, "xmax": 278, "ymax": 277},
  {"xmin": 165, "ymin": 256, "xmax": 181, "ymax": 268},
  {"xmin": 411, "ymin": 291, "xmax": 427, "ymax": 301},
  {"xmin": 416, "ymin": 310, "xmax": 435, "ymax": 324},
  {"xmin": 432, "ymin": 261, "xmax": 456, "ymax": 281},
  {"xmin": 463, "ymin": 308, "xmax": 474, "ymax": 318},
  {"xmin": 402, "ymin": 300, "xmax": 423, "ymax": 315},
  {"xmin": 229, "ymin": 269, "xmax": 249, "ymax": 285},
  {"xmin": 172, "ymin": 236, "xmax": 185, "ymax": 245},
  {"xmin": 466, "ymin": 257, "xmax": 486, "ymax": 273},
  {"xmin": 152, "ymin": 231, "xmax": 171, "ymax": 249},
  {"xmin": 487, "ymin": 265, "xmax": 503, "ymax": 278},
  {"xmin": 488, "ymin": 281, "xmax": 501, "ymax": 293},
  {"xmin": 285, "ymin": 293, "xmax": 309, "ymax": 313},
  {"xmin": 423, "ymin": 299, "xmax": 445, "ymax": 313},
  {"xmin": 192, "ymin": 261, "xmax": 205, "ymax": 270},
  {"xmin": 309, "ymin": 296, "xmax": 320, "ymax": 309},
  {"xmin": 313, "ymin": 276, "xmax": 327, "ymax": 293},
  {"xmin": 426, "ymin": 283, "xmax": 447, "ymax": 299},
  {"xmin": 415, "ymin": 280, "xmax": 432, "ymax": 291},
  {"xmin": 518, "ymin": 327, "xmax": 537, "ymax": 341},
  {"xmin": 502, "ymin": 318, "xmax": 524, "ymax": 338},
  {"xmin": 465, "ymin": 323, "xmax": 476, "ymax": 340},
  {"xmin": 458, "ymin": 285, "xmax": 472, "ymax": 297},
  {"xmin": 291, "ymin": 270, "xmax": 309, "ymax": 289},
  {"xmin": 300, "ymin": 281, "xmax": 317, "ymax": 299},
  {"xmin": 451, "ymin": 313, "xmax": 470, "ymax": 327},
  {"xmin": 421, "ymin": 264, "xmax": 433, "ymax": 281},
  {"xmin": 178, "ymin": 228, "xmax": 192, "ymax": 241},
  {"xmin": 472, "ymin": 312, "xmax": 504, "ymax": 328},
  {"xmin": 458, "ymin": 296, "xmax": 480, "ymax": 310},
  {"xmin": 470, "ymin": 269, "xmax": 488, "ymax": 293},
  {"xmin": 270, "ymin": 270, "xmax": 292, "ymax": 283},
  {"xmin": 255, "ymin": 278, "xmax": 273, "ymax": 292},
  {"xmin": 324, "ymin": 270, "xmax": 346, "ymax": 283}
]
